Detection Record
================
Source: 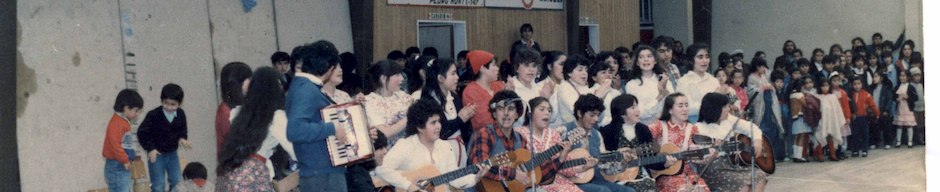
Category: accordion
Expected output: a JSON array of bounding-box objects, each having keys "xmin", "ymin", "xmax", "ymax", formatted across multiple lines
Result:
[{"xmin": 321, "ymin": 102, "xmax": 374, "ymax": 166}]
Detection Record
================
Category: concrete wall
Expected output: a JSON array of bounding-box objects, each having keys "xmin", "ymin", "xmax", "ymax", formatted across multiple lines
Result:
[
  {"xmin": 15, "ymin": 0, "xmax": 352, "ymax": 190},
  {"xmin": 652, "ymin": 0, "xmax": 693, "ymax": 45},
  {"xmin": 711, "ymin": 0, "xmax": 922, "ymax": 68}
]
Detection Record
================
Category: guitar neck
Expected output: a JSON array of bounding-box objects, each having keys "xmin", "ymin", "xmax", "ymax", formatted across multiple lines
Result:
[
  {"xmin": 628, "ymin": 148, "xmax": 710, "ymax": 167},
  {"xmin": 426, "ymin": 162, "xmax": 482, "ymax": 187},
  {"xmin": 522, "ymin": 145, "xmax": 563, "ymax": 170},
  {"xmin": 559, "ymin": 151, "xmax": 624, "ymax": 169}
]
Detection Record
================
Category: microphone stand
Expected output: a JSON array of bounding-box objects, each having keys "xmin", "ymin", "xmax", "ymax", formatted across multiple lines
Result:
[{"xmin": 527, "ymin": 107, "xmax": 538, "ymax": 191}]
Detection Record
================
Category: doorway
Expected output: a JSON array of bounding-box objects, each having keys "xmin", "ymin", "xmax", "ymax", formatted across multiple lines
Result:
[
  {"xmin": 578, "ymin": 24, "xmax": 600, "ymax": 57},
  {"xmin": 417, "ymin": 20, "xmax": 467, "ymax": 60}
]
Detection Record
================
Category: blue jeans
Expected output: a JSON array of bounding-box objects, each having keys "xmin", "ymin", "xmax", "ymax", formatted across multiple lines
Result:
[
  {"xmin": 148, "ymin": 151, "xmax": 181, "ymax": 192},
  {"xmin": 105, "ymin": 159, "xmax": 132, "ymax": 192},
  {"xmin": 300, "ymin": 173, "xmax": 347, "ymax": 192}
]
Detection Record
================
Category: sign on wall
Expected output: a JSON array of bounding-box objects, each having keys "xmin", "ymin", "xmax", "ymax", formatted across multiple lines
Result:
[
  {"xmin": 486, "ymin": 0, "xmax": 564, "ymax": 10},
  {"xmin": 388, "ymin": 0, "xmax": 484, "ymax": 7}
]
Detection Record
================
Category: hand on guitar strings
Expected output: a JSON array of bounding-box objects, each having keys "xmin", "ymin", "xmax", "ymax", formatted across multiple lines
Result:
[
  {"xmin": 515, "ymin": 168, "xmax": 533, "ymax": 185},
  {"xmin": 578, "ymin": 157, "xmax": 599, "ymax": 173},
  {"xmin": 663, "ymin": 156, "xmax": 678, "ymax": 168},
  {"xmin": 617, "ymin": 148, "xmax": 638, "ymax": 161},
  {"xmin": 406, "ymin": 182, "xmax": 427, "ymax": 192},
  {"xmin": 475, "ymin": 164, "xmax": 492, "ymax": 180},
  {"xmin": 558, "ymin": 142, "xmax": 574, "ymax": 161}
]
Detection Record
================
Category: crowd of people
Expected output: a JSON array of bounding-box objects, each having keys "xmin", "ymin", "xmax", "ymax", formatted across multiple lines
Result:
[{"xmin": 99, "ymin": 23, "xmax": 924, "ymax": 192}]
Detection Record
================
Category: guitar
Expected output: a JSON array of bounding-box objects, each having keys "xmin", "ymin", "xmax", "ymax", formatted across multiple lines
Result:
[
  {"xmin": 373, "ymin": 152, "xmax": 514, "ymax": 192},
  {"xmin": 730, "ymin": 134, "xmax": 775, "ymax": 174},
  {"xmin": 649, "ymin": 141, "xmax": 740, "ymax": 178},
  {"xmin": 477, "ymin": 128, "xmax": 587, "ymax": 192},
  {"xmin": 558, "ymin": 143, "xmax": 659, "ymax": 184},
  {"xmin": 599, "ymin": 144, "xmax": 660, "ymax": 183}
]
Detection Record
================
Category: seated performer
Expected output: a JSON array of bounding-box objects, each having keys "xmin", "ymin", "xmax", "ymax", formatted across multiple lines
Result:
[
  {"xmin": 565, "ymin": 95, "xmax": 636, "ymax": 192},
  {"xmin": 694, "ymin": 93, "xmax": 768, "ymax": 192},
  {"xmin": 469, "ymin": 90, "xmax": 561, "ymax": 191},
  {"xmin": 375, "ymin": 99, "xmax": 489, "ymax": 192}
]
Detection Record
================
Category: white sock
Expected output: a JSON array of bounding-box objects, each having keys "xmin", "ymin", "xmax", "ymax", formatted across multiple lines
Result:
[
  {"xmin": 907, "ymin": 128, "xmax": 914, "ymax": 145},
  {"xmin": 792, "ymin": 146, "xmax": 803, "ymax": 159},
  {"xmin": 896, "ymin": 129, "xmax": 903, "ymax": 145}
]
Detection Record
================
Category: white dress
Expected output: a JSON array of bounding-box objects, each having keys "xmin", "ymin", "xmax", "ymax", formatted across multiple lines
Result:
[
  {"xmin": 677, "ymin": 72, "xmax": 720, "ymax": 119},
  {"xmin": 626, "ymin": 75, "xmax": 667, "ymax": 125},
  {"xmin": 813, "ymin": 92, "xmax": 845, "ymax": 145}
]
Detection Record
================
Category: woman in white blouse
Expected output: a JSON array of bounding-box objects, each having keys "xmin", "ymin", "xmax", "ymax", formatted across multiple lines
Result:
[
  {"xmin": 555, "ymin": 55, "xmax": 607, "ymax": 130},
  {"xmin": 365, "ymin": 60, "xmax": 415, "ymax": 146},
  {"xmin": 694, "ymin": 93, "xmax": 767, "ymax": 192},
  {"xmin": 588, "ymin": 61, "xmax": 620, "ymax": 127},
  {"xmin": 510, "ymin": 47, "xmax": 556, "ymax": 127},
  {"xmin": 677, "ymin": 43, "xmax": 722, "ymax": 123},
  {"xmin": 626, "ymin": 45, "xmax": 671, "ymax": 125},
  {"xmin": 376, "ymin": 100, "xmax": 488, "ymax": 192}
]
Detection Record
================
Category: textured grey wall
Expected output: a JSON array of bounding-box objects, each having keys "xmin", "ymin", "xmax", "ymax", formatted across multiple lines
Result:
[
  {"xmin": 710, "ymin": 0, "xmax": 921, "ymax": 69},
  {"xmin": 15, "ymin": 0, "xmax": 352, "ymax": 190}
]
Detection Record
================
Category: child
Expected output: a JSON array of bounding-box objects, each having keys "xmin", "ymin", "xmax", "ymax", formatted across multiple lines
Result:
[
  {"xmin": 812, "ymin": 78, "xmax": 846, "ymax": 162},
  {"xmin": 791, "ymin": 77, "xmax": 820, "ymax": 162},
  {"xmin": 829, "ymin": 73, "xmax": 852, "ymax": 160},
  {"xmin": 102, "ymin": 89, "xmax": 144, "ymax": 192},
  {"xmin": 138, "ymin": 83, "xmax": 191, "ymax": 191},
  {"xmin": 893, "ymin": 70, "xmax": 918, "ymax": 148},
  {"xmin": 868, "ymin": 73, "xmax": 895, "ymax": 149},
  {"xmin": 849, "ymin": 78, "xmax": 880, "ymax": 157},
  {"xmin": 172, "ymin": 162, "xmax": 214, "ymax": 192},
  {"xmin": 910, "ymin": 61, "xmax": 925, "ymax": 146}
]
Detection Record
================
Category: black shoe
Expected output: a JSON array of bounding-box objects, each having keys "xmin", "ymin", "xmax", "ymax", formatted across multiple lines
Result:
[
  {"xmin": 793, "ymin": 158, "xmax": 809, "ymax": 163},
  {"xmin": 851, "ymin": 151, "xmax": 860, "ymax": 157},
  {"xmin": 861, "ymin": 152, "xmax": 868, "ymax": 157}
]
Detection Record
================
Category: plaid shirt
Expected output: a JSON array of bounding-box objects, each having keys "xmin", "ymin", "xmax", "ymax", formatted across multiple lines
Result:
[{"xmin": 469, "ymin": 126, "xmax": 561, "ymax": 181}]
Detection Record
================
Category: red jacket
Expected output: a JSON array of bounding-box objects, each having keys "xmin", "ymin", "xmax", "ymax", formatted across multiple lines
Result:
[
  {"xmin": 852, "ymin": 90, "xmax": 880, "ymax": 119},
  {"xmin": 836, "ymin": 89, "xmax": 852, "ymax": 122},
  {"xmin": 102, "ymin": 113, "xmax": 132, "ymax": 164}
]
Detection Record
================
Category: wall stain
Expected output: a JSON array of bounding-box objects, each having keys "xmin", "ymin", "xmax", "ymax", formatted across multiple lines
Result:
[
  {"xmin": 72, "ymin": 52, "xmax": 81, "ymax": 67},
  {"xmin": 16, "ymin": 20, "xmax": 37, "ymax": 119},
  {"xmin": 17, "ymin": 53, "xmax": 38, "ymax": 119}
]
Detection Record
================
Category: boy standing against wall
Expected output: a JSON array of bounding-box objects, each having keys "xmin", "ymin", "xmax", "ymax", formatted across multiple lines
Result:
[
  {"xmin": 102, "ymin": 89, "xmax": 144, "ymax": 192},
  {"xmin": 138, "ymin": 83, "xmax": 192, "ymax": 192}
]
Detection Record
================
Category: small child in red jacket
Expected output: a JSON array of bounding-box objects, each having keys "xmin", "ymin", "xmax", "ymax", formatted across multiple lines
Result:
[
  {"xmin": 850, "ymin": 77, "xmax": 880, "ymax": 157},
  {"xmin": 102, "ymin": 89, "xmax": 144, "ymax": 192}
]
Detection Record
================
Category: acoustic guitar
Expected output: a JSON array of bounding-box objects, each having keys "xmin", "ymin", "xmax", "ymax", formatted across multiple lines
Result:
[
  {"xmin": 730, "ymin": 134, "xmax": 775, "ymax": 174},
  {"xmin": 650, "ymin": 141, "xmax": 741, "ymax": 178},
  {"xmin": 373, "ymin": 152, "xmax": 514, "ymax": 192},
  {"xmin": 477, "ymin": 129, "xmax": 587, "ymax": 192},
  {"xmin": 557, "ymin": 143, "xmax": 658, "ymax": 184},
  {"xmin": 599, "ymin": 143, "xmax": 660, "ymax": 183}
]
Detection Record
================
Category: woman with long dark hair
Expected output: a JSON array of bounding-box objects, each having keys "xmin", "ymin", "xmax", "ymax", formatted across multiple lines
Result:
[
  {"xmin": 598, "ymin": 94, "xmax": 666, "ymax": 191},
  {"xmin": 217, "ymin": 67, "xmax": 295, "ymax": 191},
  {"xmin": 694, "ymin": 93, "xmax": 768, "ymax": 191},
  {"xmin": 625, "ymin": 45, "xmax": 670, "ymax": 125},
  {"xmin": 216, "ymin": 62, "xmax": 252, "ymax": 155},
  {"xmin": 419, "ymin": 58, "xmax": 476, "ymax": 168},
  {"xmin": 677, "ymin": 43, "xmax": 721, "ymax": 123},
  {"xmin": 648, "ymin": 93, "xmax": 711, "ymax": 192},
  {"xmin": 516, "ymin": 97, "xmax": 582, "ymax": 192},
  {"xmin": 365, "ymin": 60, "xmax": 414, "ymax": 146}
]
